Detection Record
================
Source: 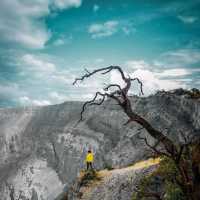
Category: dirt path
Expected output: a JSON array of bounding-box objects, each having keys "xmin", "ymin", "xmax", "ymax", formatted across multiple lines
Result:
[{"xmin": 78, "ymin": 158, "xmax": 161, "ymax": 200}]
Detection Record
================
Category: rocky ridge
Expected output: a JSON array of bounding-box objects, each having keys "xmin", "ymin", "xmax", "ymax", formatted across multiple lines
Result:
[
  {"xmin": 67, "ymin": 158, "xmax": 160, "ymax": 200},
  {"xmin": 0, "ymin": 90, "xmax": 199, "ymax": 199}
]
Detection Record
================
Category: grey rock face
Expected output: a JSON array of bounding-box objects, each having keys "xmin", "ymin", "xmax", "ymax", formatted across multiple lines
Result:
[
  {"xmin": 71, "ymin": 165, "xmax": 157, "ymax": 200},
  {"xmin": 0, "ymin": 93, "xmax": 199, "ymax": 199}
]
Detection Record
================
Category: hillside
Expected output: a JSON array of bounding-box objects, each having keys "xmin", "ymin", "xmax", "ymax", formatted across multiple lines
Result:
[
  {"xmin": 0, "ymin": 90, "xmax": 199, "ymax": 199},
  {"xmin": 66, "ymin": 158, "xmax": 161, "ymax": 200}
]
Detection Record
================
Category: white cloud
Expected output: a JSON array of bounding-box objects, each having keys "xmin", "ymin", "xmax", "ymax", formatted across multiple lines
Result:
[
  {"xmin": 88, "ymin": 19, "xmax": 136, "ymax": 39},
  {"xmin": 53, "ymin": 0, "xmax": 82, "ymax": 9},
  {"xmin": 50, "ymin": 70, "xmax": 76, "ymax": 85},
  {"xmin": 125, "ymin": 60, "xmax": 150, "ymax": 70},
  {"xmin": 80, "ymin": 93, "xmax": 95, "ymax": 99},
  {"xmin": 21, "ymin": 54, "xmax": 56, "ymax": 73},
  {"xmin": 122, "ymin": 27, "xmax": 130, "ymax": 35},
  {"xmin": 52, "ymin": 35, "xmax": 72, "ymax": 46},
  {"xmin": 110, "ymin": 70, "xmax": 127, "ymax": 89},
  {"xmin": 123, "ymin": 58, "xmax": 192, "ymax": 94},
  {"xmin": 121, "ymin": 20, "xmax": 136, "ymax": 35},
  {"xmin": 178, "ymin": 15, "xmax": 198, "ymax": 24},
  {"xmin": 95, "ymin": 58, "xmax": 104, "ymax": 63},
  {"xmin": 130, "ymin": 69, "xmax": 186, "ymax": 95},
  {"xmin": 0, "ymin": 0, "xmax": 82, "ymax": 49},
  {"xmin": 73, "ymin": 59, "xmax": 191, "ymax": 99},
  {"xmin": 53, "ymin": 39, "xmax": 65, "ymax": 46},
  {"xmin": 156, "ymin": 68, "xmax": 191, "ymax": 77},
  {"xmin": 19, "ymin": 96, "xmax": 51, "ymax": 106},
  {"xmin": 0, "ymin": 84, "xmax": 26, "ymax": 99},
  {"xmin": 49, "ymin": 92, "xmax": 68, "ymax": 102},
  {"xmin": 19, "ymin": 96, "xmax": 30, "ymax": 104},
  {"xmin": 30, "ymin": 99, "xmax": 51, "ymax": 106},
  {"xmin": 71, "ymin": 56, "xmax": 198, "ymax": 99},
  {"xmin": 107, "ymin": 67, "xmax": 185, "ymax": 96},
  {"xmin": 88, "ymin": 20, "xmax": 119, "ymax": 38},
  {"xmin": 0, "ymin": 0, "xmax": 51, "ymax": 49},
  {"xmin": 93, "ymin": 4, "xmax": 99, "ymax": 12},
  {"xmin": 160, "ymin": 49, "xmax": 200, "ymax": 66}
]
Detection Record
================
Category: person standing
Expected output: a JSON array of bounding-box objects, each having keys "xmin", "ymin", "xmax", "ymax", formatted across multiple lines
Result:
[{"xmin": 85, "ymin": 150, "xmax": 94, "ymax": 170}]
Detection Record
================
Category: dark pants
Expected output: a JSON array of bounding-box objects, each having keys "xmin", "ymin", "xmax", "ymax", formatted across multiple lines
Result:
[{"xmin": 86, "ymin": 162, "xmax": 93, "ymax": 170}]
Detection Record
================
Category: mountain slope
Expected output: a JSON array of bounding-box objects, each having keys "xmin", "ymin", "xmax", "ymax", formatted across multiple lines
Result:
[
  {"xmin": 0, "ymin": 91, "xmax": 199, "ymax": 199},
  {"xmin": 68, "ymin": 158, "xmax": 161, "ymax": 200}
]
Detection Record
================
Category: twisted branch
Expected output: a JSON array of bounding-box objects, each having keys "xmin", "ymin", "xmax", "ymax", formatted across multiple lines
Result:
[
  {"xmin": 73, "ymin": 66, "xmax": 178, "ymax": 159},
  {"xmin": 73, "ymin": 66, "xmax": 143, "ymax": 121},
  {"xmin": 130, "ymin": 78, "xmax": 144, "ymax": 95},
  {"xmin": 73, "ymin": 66, "xmax": 127, "ymax": 85},
  {"xmin": 137, "ymin": 134, "xmax": 171, "ymax": 158}
]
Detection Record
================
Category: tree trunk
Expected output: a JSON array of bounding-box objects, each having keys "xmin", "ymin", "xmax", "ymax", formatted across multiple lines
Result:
[
  {"xmin": 192, "ymin": 184, "xmax": 200, "ymax": 200},
  {"xmin": 191, "ymin": 141, "xmax": 200, "ymax": 200},
  {"xmin": 122, "ymin": 100, "xmax": 178, "ymax": 157}
]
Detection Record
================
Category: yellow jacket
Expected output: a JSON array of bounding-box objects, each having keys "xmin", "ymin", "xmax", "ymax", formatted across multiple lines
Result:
[{"xmin": 86, "ymin": 153, "xmax": 94, "ymax": 162}]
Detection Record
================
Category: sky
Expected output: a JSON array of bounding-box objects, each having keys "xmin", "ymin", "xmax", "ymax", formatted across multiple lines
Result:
[{"xmin": 0, "ymin": 0, "xmax": 200, "ymax": 107}]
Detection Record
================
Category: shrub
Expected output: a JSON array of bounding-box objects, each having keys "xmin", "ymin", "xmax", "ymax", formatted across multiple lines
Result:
[
  {"xmin": 132, "ymin": 156, "xmax": 185, "ymax": 200},
  {"xmin": 104, "ymin": 163, "xmax": 114, "ymax": 170},
  {"xmin": 79, "ymin": 170, "xmax": 101, "ymax": 187},
  {"xmin": 164, "ymin": 181, "xmax": 185, "ymax": 200}
]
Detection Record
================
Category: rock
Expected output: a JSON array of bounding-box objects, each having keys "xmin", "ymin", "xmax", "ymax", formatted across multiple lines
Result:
[
  {"xmin": 31, "ymin": 188, "xmax": 38, "ymax": 200},
  {"xmin": 0, "ymin": 92, "xmax": 199, "ymax": 199},
  {"xmin": 69, "ymin": 159, "xmax": 159, "ymax": 200}
]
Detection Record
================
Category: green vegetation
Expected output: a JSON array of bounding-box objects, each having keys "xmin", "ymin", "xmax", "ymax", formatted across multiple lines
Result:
[
  {"xmin": 164, "ymin": 182, "xmax": 184, "ymax": 200},
  {"xmin": 79, "ymin": 170, "xmax": 101, "ymax": 187},
  {"xmin": 157, "ymin": 88, "xmax": 200, "ymax": 99},
  {"xmin": 132, "ymin": 156, "xmax": 187, "ymax": 200},
  {"xmin": 104, "ymin": 163, "xmax": 114, "ymax": 171}
]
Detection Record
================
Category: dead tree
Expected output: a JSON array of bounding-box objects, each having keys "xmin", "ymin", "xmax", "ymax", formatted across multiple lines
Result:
[
  {"xmin": 73, "ymin": 66, "xmax": 177, "ymax": 156},
  {"xmin": 73, "ymin": 66, "xmax": 200, "ymax": 200}
]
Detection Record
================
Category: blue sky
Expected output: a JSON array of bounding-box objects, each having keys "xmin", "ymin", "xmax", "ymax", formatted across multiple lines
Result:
[{"xmin": 0, "ymin": 0, "xmax": 200, "ymax": 107}]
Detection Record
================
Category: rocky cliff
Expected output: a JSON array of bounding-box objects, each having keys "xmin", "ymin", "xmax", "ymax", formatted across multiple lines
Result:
[
  {"xmin": 0, "ymin": 91, "xmax": 199, "ymax": 200},
  {"xmin": 66, "ymin": 158, "xmax": 160, "ymax": 200}
]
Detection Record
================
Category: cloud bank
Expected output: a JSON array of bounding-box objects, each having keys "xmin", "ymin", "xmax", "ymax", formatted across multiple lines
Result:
[
  {"xmin": 0, "ymin": 0, "xmax": 82, "ymax": 49},
  {"xmin": 88, "ymin": 20, "xmax": 119, "ymax": 39}
]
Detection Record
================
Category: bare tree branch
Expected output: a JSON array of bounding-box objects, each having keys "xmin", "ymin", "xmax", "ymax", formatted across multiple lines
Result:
[
  {"xmin": 73, "ymin": 66, "xmax": 127, "ymax": 85},
  {"xmin": 104, "ymin": 84, "xmax": 122, "ymax": 91},
  {"xmin": 130, "ymin": 78, "xmax": 144, "ymax": 95},
  {"xmin": 84, "ymin": 68, "xmax": 90, "ymax": 74},
  {"xmin": 137, "ymin": 135, "xmax": 171, "ymax": 158},
  {"xmin": 73, "ymin": 66, "xmax": 178, "ymax": 159}
]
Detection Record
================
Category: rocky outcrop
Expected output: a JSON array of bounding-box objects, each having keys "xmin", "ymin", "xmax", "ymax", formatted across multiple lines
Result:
[
  {"xmin": 0, "ymin": 91, "xmax": 199, "ymax": 199},
  {"xmin": 67, "ymin": 158, "xmax": 160, "ymax": 200}
]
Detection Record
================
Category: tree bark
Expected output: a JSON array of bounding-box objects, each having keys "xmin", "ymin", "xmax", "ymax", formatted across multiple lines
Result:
[{"xmin": 121, "ymin": 99, "xmax": 178, "ymax": 158}]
